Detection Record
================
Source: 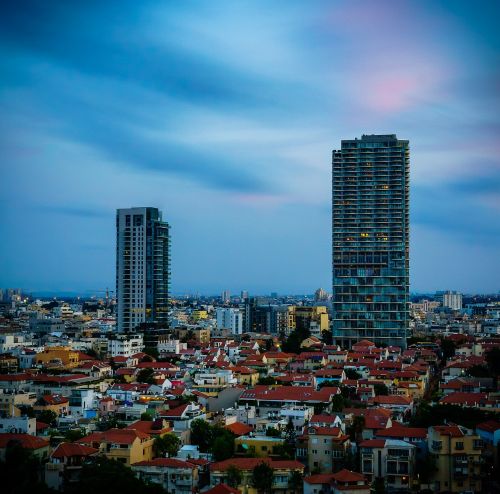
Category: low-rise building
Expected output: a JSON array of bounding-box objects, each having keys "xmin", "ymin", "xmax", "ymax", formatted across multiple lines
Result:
[
  {"xmin": 132, "ymin": 458, "xmax": 199, "ymax": 494},
  {"xmin": 427, "ymin": 425, "xmax": 482, "ymax": 493},
  {"xmin": 77, "ymin": 428, "xmax": 155, "ymax": 466},
  {"xmin": 210, "ymin": 458, "xmax": 305, "ymax": 494},
  {"xmin": 360, "ymin": 438, "xmax": 415, "ymax": 492}
]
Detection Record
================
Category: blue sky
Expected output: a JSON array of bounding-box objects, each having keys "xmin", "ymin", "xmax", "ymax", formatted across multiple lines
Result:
[{"xmin": 0, "ymin": 0, "xmax": 499, "ymax": 295}]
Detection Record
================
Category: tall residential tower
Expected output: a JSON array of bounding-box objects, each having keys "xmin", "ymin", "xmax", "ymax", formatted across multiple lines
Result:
[
  {"xmin": 332, "ymin": 134, "xmax": 409, "ymax": 348},
  {"xmin": 116, "ymin": 207, "xmax": 170, "ymax": 332}
]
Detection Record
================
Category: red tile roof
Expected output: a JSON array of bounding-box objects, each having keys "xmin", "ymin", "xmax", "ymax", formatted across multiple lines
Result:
[
  {"xmin": 203, "ymin": 484, "xmax": 241, "ymax": 494},
  {"xmin": 51, "ymin": 442, "xmax": 99, "ymax": 459},
  {"xmin": 79, "ymin": 428, "xmax": 150, "ymax": 445},
  {"xmin": 225, "ymin": 422, "xmax": 254, "ymax": 436},
  {"xmin": 332, "ymin": 469, "xmax": 366, "ymax": 483},
  {"xmin": 376, "ymin": 426, "xmax": 427, "ymax": 439},
  {"xmin": 132, "ymin": 458, "xmax": 195, "ymax": 468},
  {"xmin": 239, "ymin": 385, "xmax": 337, "ymax": 402},
  {"xmin": 476, "ymin": 420, "xmax": 500, "ymax": 433},
  {"xmin": 0, "ymin": 433, "xmax": 49, "ymax": 449}
]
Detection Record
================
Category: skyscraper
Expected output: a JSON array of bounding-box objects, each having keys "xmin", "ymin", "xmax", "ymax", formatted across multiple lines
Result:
[
  {"xmin": 116, "ymin": 207, "xmax": 170, "ymax": 332},
  {"xmin": 332, "ymin": 134, "xmax": 409, "ymax": 348}
]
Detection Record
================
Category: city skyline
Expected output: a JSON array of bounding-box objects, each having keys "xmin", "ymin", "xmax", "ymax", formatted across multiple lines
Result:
[{"xmin": 1, "ymin": 1, "xmax": 499, "ymax": 294}]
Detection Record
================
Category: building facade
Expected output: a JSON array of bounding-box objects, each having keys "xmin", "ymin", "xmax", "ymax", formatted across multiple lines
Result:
[
  {"xmin": 116, "ymin": 207, "xmax": 170, "ymax": 332},
  {"xmin": 216, "ymin": 308, "xmax": 243, "ymax": 335},
  {"xmin": 332, "ymin": 134, "xmax": 409, "ymax": 348}
]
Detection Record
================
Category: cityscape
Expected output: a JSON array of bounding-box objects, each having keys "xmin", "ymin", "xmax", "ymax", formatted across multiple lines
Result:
[{"xmin": 1, "ymin": 2, "xmax": 499, "ymax": 494}]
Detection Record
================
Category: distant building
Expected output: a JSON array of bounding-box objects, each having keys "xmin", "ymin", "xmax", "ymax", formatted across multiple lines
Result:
[
  {"xmin": 216, "ymin": 308, "xmax": 243, "ymax": 335},
  {"xmin": 314, "ymin": 288, "xmax": 329, "ymax": 302},
  {"xmin": 221, "ymin": 290, "xmax": 230, "ymax": 304},
  {"xmin": 116, "ymin": 207, "xmax": 170, "ymax": 332},
  {"xmin": 332, "ymin": 134, "xmax": 409, "ymax": 348},
  {"xmin": 439, "ymin": 291, "xmax": 463, "ymax": 311}
]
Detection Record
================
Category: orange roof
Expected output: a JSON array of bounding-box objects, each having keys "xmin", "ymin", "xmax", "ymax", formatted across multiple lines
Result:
[
  {"xmin": 225, "ymin": 422, "xmax": 254, "ymax": 436},
  {"xmin": 79, "ymin": 428, "xmax": 150, "ymax": 445},
  {"xmin": 51, "ymin": 442, "xmax": 99, "ymax": 459},
  {"xmin": 203, "ymin": 484, "xmax": 241, "ymax": 494},
  {"xmin": 0, "ymin": 433, "xmax": 49, "ymax": 450},
  {"xmin": 332, "ymin": 469, "xmax": 366, "ymax": 483},
  {"xmin": 132, "ymin": 458, "xmax": 195, "ymax": 468}
]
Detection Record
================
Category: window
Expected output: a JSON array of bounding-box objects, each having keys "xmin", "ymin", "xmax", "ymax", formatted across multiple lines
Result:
[{"xmin": 455, "ymin": 442, "xmax": 464, "ymax": 451}]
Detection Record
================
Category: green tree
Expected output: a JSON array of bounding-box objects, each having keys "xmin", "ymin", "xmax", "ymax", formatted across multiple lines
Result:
[
  {"xmin": 266, "ymin": 427, "xmax": 281, "ymax": 437},
  {"xmin": 415, "ymin": 452, "xmax": 438, "ymax": 483},
  {"xmin": 283, "ymin": 418, "xmax": 297, "ymax": 459},
  {"xmin": 344, "ymin": 368, "xmax": 361, "ymax": 380},
  {"xmin": 372, "ymin": 477, "xmax": 386, "ymax": 494},
  {"xmin": 331, "ymin": 394, "xmax": 346, "ymax": 412},
  {"xmin": 321, "ymin": 330, "xmax": 333, "ymax": 345},
  {"xmin": 136, "ymin": 368, "xmax": 156, "ymax": 384},
  {"xmin": 141, "ymin": 412, "xmax": 154, "ymax": 421},
  {"xmin": 288, "ymin": 470, "xmax": 303, "ymax": 494},
  {"xmin": 226, "ymin": 465, "xmax": 243, "ymax": 488},
  {"xmin": 212, "ymin": 430, "xmax": 235, "ymax": 461},
  {"xmin": 65, "ymin": 428, "xmax": 86, "ymax": 442},
  {"xmin": 154, "ymin": 433, "xmax": 180, "ymax": 458},
  {"xmin": 0, "ymin": 440, "xmax": 54, "ymax": 494},
  {"xmin": 258, "ymin": 376, "xmax": 276, "ymax": 385},
  {"xmin": 373, "ymin": 383, "xmax": 389, "ymax": 396},
  {"xmin": 440, "ymin": 338, "xmax": 456, "ymax": 361},
  {"xmin": 251, "ymin": 462, "xmax": 274, "ymax": 494},
  {"xmin": 38, "ymin": 409, "xmax": 58, "ymax": 427},
  {"xmin": 486, "ymin": 347, "xmax": 500, "ymax": 389},
  {"xmin": 64, "ymin": 457, "xmax": 166, "ymax": 494},
  {"xmin": 348, "ymin": 416, "xmax": 365, "ymax": 442},
  {"xmin": 190, "ymin": 419, "xmax": 212, "ymax": 452}
]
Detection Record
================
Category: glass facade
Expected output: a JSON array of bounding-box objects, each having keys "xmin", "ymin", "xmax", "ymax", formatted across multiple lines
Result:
[
  {"xmin": 332, "ymin": 135, "xmax": 409, "ymax": 347},
  {"xmin": 116, "ymin": 207, "xmax": 171, "ymax": 332}
]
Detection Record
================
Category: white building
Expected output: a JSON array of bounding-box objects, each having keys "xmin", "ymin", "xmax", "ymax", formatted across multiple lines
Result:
[
  {"xmin": 441, "ymin": 291, "xmax": 463, "ymax": 311},
  {"xmin": 0, "ymin": 416, "xmax": 36, "ymax": 435},
  {"xmin": 158, "ymin": 337, "xmax": 187, "ymax": 355},
  {"xmin": 107, "ymin": 334, "xmax": 144, "ymax": 357},
  {"xmin": 216, "ymin": 308, "xmax": 243, "ymax": 335}
]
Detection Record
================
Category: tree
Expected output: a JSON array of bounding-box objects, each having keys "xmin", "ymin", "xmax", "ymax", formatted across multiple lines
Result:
[
  {"xmin": 331, "ymin": 394, "xmax": 347, "ymax": 412},
  {"xmin": 64, "ymin": 428, "xmax": 86, "ymax": 442},
  {"xmin": 258, "ymin": 376, "xmax": 276, "ymax": 385},
  {"xmin": 373, "ymin": 383, "xmax": 389, "ymax": 396},
  {"xmin": 344, "ymin": 368, "xmax": 361, "ymax": 380},
  {"xmin": 288, "ymin": 470, "xmax": 303, "ymax": 494},
  {"xmin": 486, "ymin": 347, "xmax": 500, "ymax": 389},
  {"xmin": 321, "ymin": 330, "xmax": 333, "ymax": 345},
  {"xmin": 372, "ymin": 477, "xmax": 386, "ymax": 494},
  {"xmin": 136, "ymin": 368, "xmax": 156, "ymax": 384},
  {"xmin": 141, "ymin": 412, "xmax": 154, "ymax": 421},
  {"xmin": 64, "ymin": 456, "xmax": 166, "ymax": 494},
  {"xmin": 226, "ymin": 465, "xmax": 243, "ymax": 488},
  {"xmin": 38, "ymin": 409, "xmax": 58, "ymax": 427},
  {"xmin": 190, "ymin": 419, "xmax": 212, "ymax": 452},
  {"xmin": 440, "ymin": 338, "xmax": 456, "ymax": 361},
  {"xmin": 348, "ymin": 415, "xmax": 365, "ymax": 442},
  {"xmin": 251, "ymin": 462, "xmax": 274, "ymax": 494},
  {"xmin": 283, "ymin": 418, "xmax": 297, "ymax": 459},
  {"xmin": 0, "ymin": 440, "xmax": 54, "ymax": 494},
  {"xmin": 266, "ymin": 427, "xmax": 281, "ymax": 437},
  {"xmin": 154, "ymin": 434, "xmax": 180, "ymax": 458},
  {"xmin": 212, "ymin": 429, "xmax": 235, "ymax": 461},
  {"xmin": 415, "ymin": 452, "xmax": 438, "ymax": 483}
]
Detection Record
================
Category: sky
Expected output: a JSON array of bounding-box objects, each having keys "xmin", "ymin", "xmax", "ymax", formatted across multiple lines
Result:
[{"xmin": 0, "ymin": 0, "xmax": 499, "ymax": 296}]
